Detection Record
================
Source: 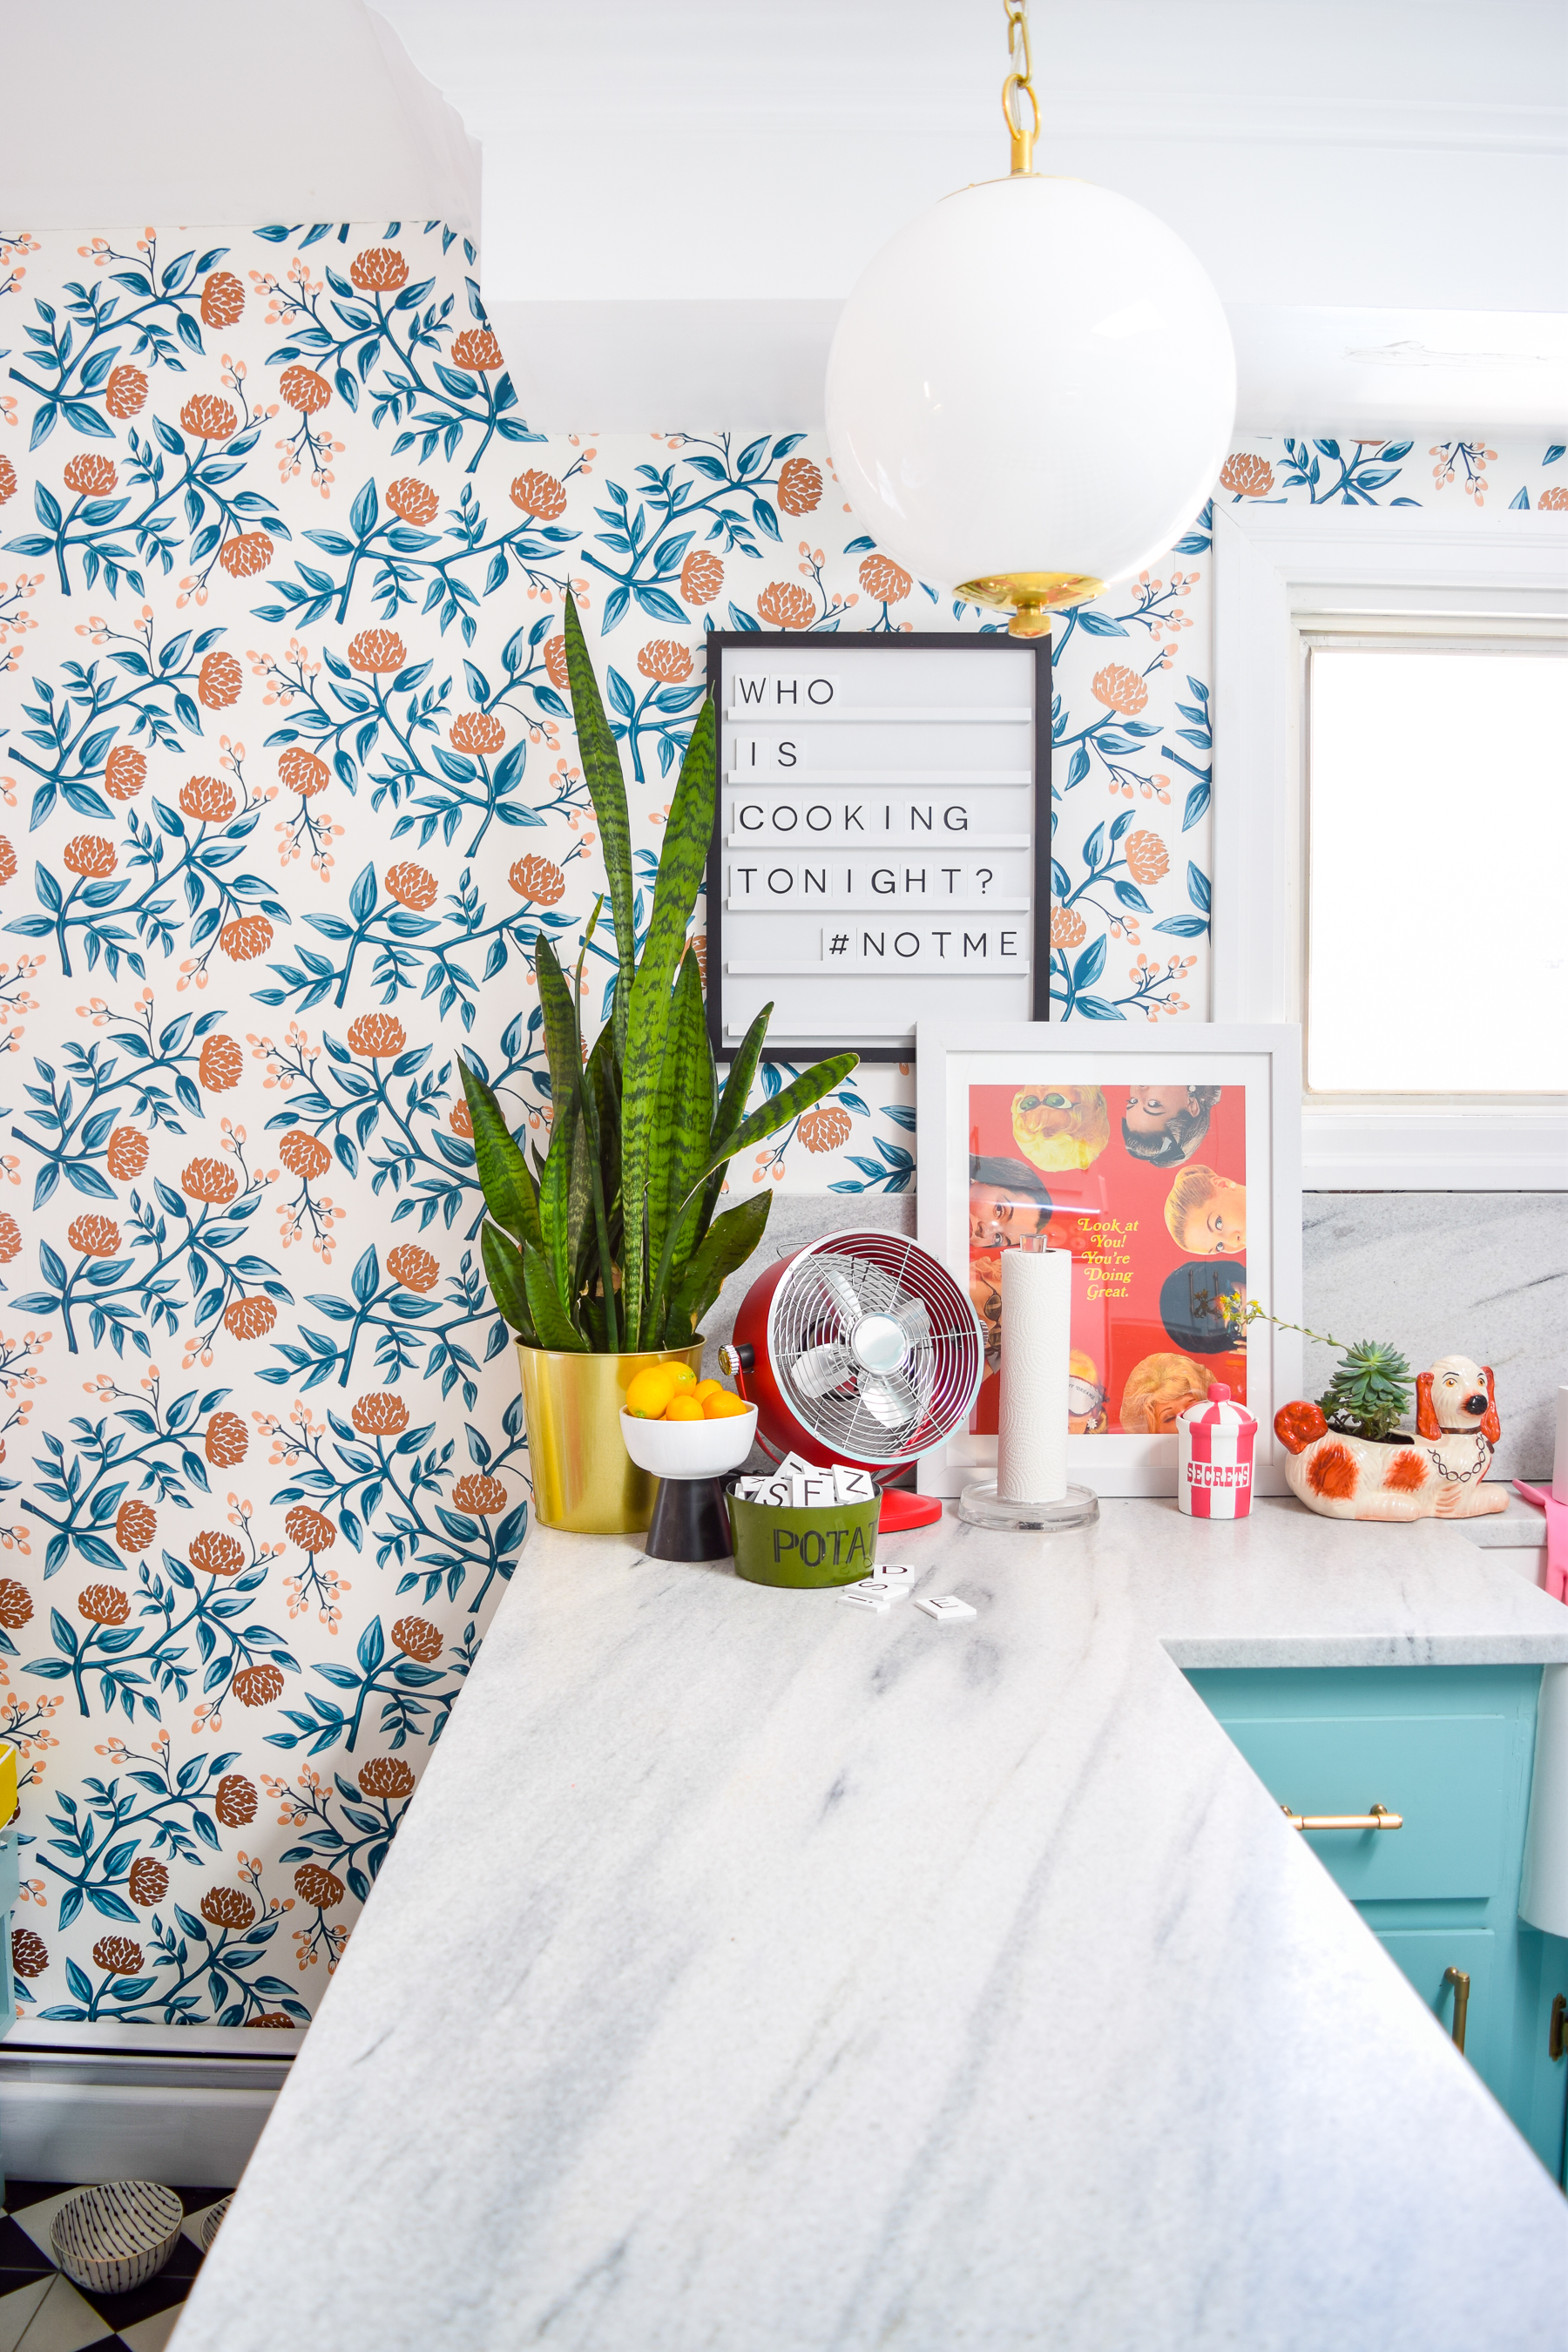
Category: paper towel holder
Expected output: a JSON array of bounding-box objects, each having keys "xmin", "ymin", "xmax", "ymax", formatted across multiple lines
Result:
[{"xmin": 957, "ymin": 1478, "xmax": 1098, "ymax": 1532}]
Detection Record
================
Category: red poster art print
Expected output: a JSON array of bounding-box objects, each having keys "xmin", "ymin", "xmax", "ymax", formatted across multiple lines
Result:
[{"xmin": 967, "ymin": 1079, "xmax": 1247, "ymax": 1436}]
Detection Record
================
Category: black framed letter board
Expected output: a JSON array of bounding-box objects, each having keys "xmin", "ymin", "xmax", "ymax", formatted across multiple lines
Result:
[{"xmin": 703, "ymin": 632, "xmax": 1051, "ymax": 1063}]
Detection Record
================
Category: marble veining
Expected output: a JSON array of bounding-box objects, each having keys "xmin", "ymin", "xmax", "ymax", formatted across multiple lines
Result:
[{"xmin": 173, "ymin": 1501, "xmax": 1568, "ymax": 2352}]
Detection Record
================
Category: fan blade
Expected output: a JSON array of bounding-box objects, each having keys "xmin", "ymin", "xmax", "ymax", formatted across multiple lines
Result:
[
  {"xmin": 858, "ymin": 1365, "xmax": 919, "ymax": 1431},
  {"xmin": 814, "ymin": 1257, "xmax": 866, "ymax": 1329},
  {"xmin": 896, "ymin": 1294, "xmax": 931, "ymax": 1348},
  {"xmin": 793, "ymin": 1342, "xmax": 855, "ymax": 1400}
]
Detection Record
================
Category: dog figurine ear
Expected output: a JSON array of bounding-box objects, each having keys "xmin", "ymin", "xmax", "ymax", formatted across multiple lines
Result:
[
  {"xmin": 1416, "ymin": 1370, "xmax": 1440, "ymax": 1439},
  {"xmin": 1480, "ymin": 1365, "xmax": 1501, "ymax": 1447}
]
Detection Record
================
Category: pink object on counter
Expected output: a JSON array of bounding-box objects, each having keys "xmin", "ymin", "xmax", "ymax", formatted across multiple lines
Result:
[
  {"xmin": 1515, "ymin": 1482, "xmax": 1568, "ymax": 1603},
  {"xmin": 1178, "ymin": 1383, "xmax": 1257, "ymax": 1520}
]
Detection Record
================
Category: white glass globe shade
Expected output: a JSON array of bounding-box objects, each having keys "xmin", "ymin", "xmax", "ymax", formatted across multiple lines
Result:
[{"xmin": 825, "ymin": 175, "xmax": 1235, "ymax": 618}]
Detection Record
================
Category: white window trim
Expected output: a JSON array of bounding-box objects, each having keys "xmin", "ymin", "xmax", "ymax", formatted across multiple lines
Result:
[{"xmin": 1212, "ymin": 504, "xmax": 1568, "ymax": 1188}]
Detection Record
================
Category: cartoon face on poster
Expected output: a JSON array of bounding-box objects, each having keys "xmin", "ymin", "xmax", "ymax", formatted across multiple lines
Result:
[{"xmin": 966, "ymin": 1079, "xmax": 1247, "ymax": 1437}]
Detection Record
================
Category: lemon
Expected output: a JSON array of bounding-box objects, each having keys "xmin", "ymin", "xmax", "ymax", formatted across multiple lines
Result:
[
  {"xmin": 665, "ymin": 1395, "xmax": 705, "ymax": 1421},
  {"xmin": 693, "ymin": 1378, "xmax": 724, "ymax": 1402},
  {"xmin": 625, "ymin": 1366, "xmax": 679, "ymax": 1419},
  {"xmin": 666, "ymin": 1362, "xmax": 699, "ymax": 1393},
  {"xmin": 703, "ymin": 1390, "xmax": 750, "ymax": 1419}
]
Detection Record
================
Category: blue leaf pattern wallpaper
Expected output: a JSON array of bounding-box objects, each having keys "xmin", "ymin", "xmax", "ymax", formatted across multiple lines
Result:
[{"xmin": 0, "ymin": 217, "xmax": 1559, "ymax": 2031}]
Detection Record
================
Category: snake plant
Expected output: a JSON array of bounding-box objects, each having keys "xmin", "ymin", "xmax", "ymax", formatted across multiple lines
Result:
[{"xmin": 460, "ymin": 594, "xmax": 857, "ymax": 1354}]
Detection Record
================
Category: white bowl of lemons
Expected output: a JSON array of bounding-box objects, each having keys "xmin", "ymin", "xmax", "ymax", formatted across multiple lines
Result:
[{"xmin": 620, "ymin": 1363, "xmax": 756, "ymax": 1480}]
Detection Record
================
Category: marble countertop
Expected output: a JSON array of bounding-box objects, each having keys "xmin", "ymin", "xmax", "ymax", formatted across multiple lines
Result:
[{"xmin": 175, "ymin": 1499, "xmax": 1568, "ymax": 2352}]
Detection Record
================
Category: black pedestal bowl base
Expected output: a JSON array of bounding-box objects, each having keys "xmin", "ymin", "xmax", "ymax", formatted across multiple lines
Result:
[{"xmin": 645, "ymin": 1474, "xmax": 733, "ymax": 1562}]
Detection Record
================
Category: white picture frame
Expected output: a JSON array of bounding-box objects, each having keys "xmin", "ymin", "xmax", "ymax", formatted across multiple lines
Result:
[{"xmin": 916, "ymin": 1021, "xmax": 1302, "ymax": 1497}]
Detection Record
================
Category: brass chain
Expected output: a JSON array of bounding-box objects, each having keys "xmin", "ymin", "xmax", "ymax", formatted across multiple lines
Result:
[{"xmin": 1002, "ymin": 0, "xmax": 1039, "ymax": 174}]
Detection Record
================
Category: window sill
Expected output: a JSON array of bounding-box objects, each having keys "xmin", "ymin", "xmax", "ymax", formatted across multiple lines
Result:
[{"xmin": 1302, "ymin": 1099, "xmax": 1568, "ymax": 1189}]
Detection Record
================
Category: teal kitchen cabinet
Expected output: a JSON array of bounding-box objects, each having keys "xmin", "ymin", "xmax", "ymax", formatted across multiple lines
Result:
[{"xmin": 1186, "ymin": 1666, "xmax": 1568, "ymax": 2179}]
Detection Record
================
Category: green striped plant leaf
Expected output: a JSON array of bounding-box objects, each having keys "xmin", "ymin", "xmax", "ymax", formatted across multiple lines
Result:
[
  {"xmin": 523, "ymin": 1240, "xmax": 587, "ymax": 1351},
  {"xmin": 563, "ymin": 592, "xmax": 634, "ymax": 1059},
  {"xmin": 481, "ymin": 1220, "xmax": 536, "ymax": 1342},
  {"xmin": 646, "ymin": 948, "xmax": 713, "ymax": 1317},
  {"xmin": 458, "ymin": 1058, "xmax": 544, "ymax": 1258},
  {"xmin": 666, "ymin": 1192, "xmax": 773, "ymax": 1345}
]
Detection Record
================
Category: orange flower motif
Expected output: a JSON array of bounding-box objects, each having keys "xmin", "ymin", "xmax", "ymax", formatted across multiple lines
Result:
[
  {"xmin": 79, "ymin": 1585, "xmax": 131, "ymax": 1625},
  {"xmin": 359, "ymin": 1755, "xmax": 416, "ymax": 1800},
  {"xmin": 205, "ymin": 1411, "xmax": 249, "ymax": 1468},
  {"xmin": 279, "ymin": 364, "xmax": 331, "ymax": 414},
  {"xmin": 690, "ymin": 932, "xmax": 706, "ymax": 986},
  {"xmin": 278, "ymin": 1130, "xmax": 331, "ymax": 1180},
  {"xmin": 285, "ymin": 1504, "xmax": 336, "ymax": 1552},
  {"xmin": 190, "ymin": 1530, "xmax": 245, "ymax": 1578},
  {"xmin": 1125, "ymin": 829, "xmax": 1170, "ymax": 886},
  {"xmin": 198, "ymin": 1033, "xmax": 243, "ymax": 1092},
  {"xmin": 386, "ymin": 476, "xmax": 439, "ymax": 524},
  {"xmin": 0, "ymin": 840, "xmax": 14, "ymax": 885},
  {"xmin": 63, "ymin": 834, "xmax": 117, "ymax": 877},
  {"xmin": 453, "ymin": 1472, "xmax": 508, "ymax": 1517},
  {"xmin": 105, "ymin": 364, "xmax": 148, "ymax": 419},
  {"xmin": 1091, "ymin": 665, "xmax": 1148, "ymax": 715},
  {"xmin": 350, "ymin": 247, "xmax": 410, "ymax": 292},
  {"xmin": 114, "ymin": 1498, "xmax": 156, "ymax": 1553},
  {"xmin": 385, "ymin": 861, "xmax": 438, "ymax": 910},
  {"xmin": 220, "ymin": 914, "xmax": 274, "ymax": 961},
  {"xmin": 11, "ymin": 1927, "xmax": 47, "ymax": 1977},
  {"xmin": 68, "ymin": 1214, "xmax": 120, "ymax": 1258},
  {"xmin": 198, "ymin": 651, "xmax": 243, "ymax": 707},
  {"xmin": 233, "ymin": 1661, "xmax": 284, "ymax": 1707},
  {"xmin": 449, "ymin": 710, "xmax": 505, "ymax": 756},
  {"xmin": 294, "ymin": 1862, "xmax": 345, "ymax": 1908},
  {"xmin": 224, "ymin": 1295, "xmax": 277, "ymax": 1342},
  {"xmin": 182, "ymin": 1156, "xmax": 239, "ymax": 1204},
  {"xmin": 0, "ymin": 455, "xmax": 14, "ymax": 505},
  {"xmin": 64, "ymin": 452, "xmax": 118, "ymax": 497},
  {"xmin": 392, "ymin": 1614, "xmax": 443, "ymax": 1662},
  {"xmin": 1051, "ymin": 906, "xmax": 1087, "ymax": 950},
  {"xmin": 543, "ymin": 636, "xmax": 570, "ymax": 690},
  {"xmin": 180, "ymin": 393, "xmax": 239, "ymax": 442},
  {"xmin": 797, "ymin": 1105, "xmax": 852, "ymax": 1154},
  {"xmin": 93, "ymin": 1935, "xmax": 144, "ymax": 1974},
  {"xmin": 859, "ymin": 553, "xmax": 912, "ymax": 605},
  {"xmin": 199, "ymin": 271, "xmax": 246, "ymax": 328},
  {"xmin": 637, "ymin": 640, "xmax": 693, "ymax": 683},
  {"xmin": 388, "ymin": 1243, "xmax": 438, "ymax": 1294},
  {"xmin": 510, "ymin": 470, "xmax": 567, "ymax": 520},
  {"xmin": 347, "ymin": 1012, "xmax": 406, "ymax": 1058},
  {"xmin": 127, "ymin": 1858, "xmax": 167, "ymax": 1905},
  {"xmin": 508, "ymin": 854, "xmax": 565, "ymax": 905},
  {"xmin": 351, "ymin": 1391, "xmax": 409, "ymax": 1436},
  {"xmin": 104, "ymin": 744, "xmax": 146, "ymax": 801},
  {"xmin": 347, "ymin": 629, "xmax": 406, "ymax": 675},
  {"xmin": 1220, "ymin": 451, "xmax": 1274, "ymax": 498},
  {"xmin": 450, "ymin": 327, "xmax": 504, "ymax": 372},
  {"xmin": 680, "ymin": 547, "xmax": 724, "ymax": 606},
  {"xmin": 215, "ymin": 1773, "xmax": 257, "ymax": 1827},
  {"xmin": 777, "ymin": 456, "xmax": 823, "ymax": 516},
  {"xmin": 0, "ymin": 1579, "xmax": 32, "ymax": 1630},
  {"xmin": 0, "ymin": 1213, "xmax": 20, "ymax": 1261},
  {"xmin": 757, "ymin": 581, "xmax": 815, "ymax": 631},
  {"xmin": 247, "ymin": 2012, "xmax": 296, "ymax": 2029},
  {"xmin": 449, "ymin": 1101, "xmax": 473, "ymax": 1138},
  {"xmin": 218, "ymin": 531, "xmax": 274, "ymax": 578},
  {"xmin": 1540, "ymin": 487, "xmax": 1568, "ymax": 512},
  {"xmin": 278, "ymin": 745, "xmax": 330, "ymax": 795},
  {"xmin": 200, "ymin": 1886, "xmax": 256, "ymax": 1930},
  {"xmin": 180, "ymin": 774, "xmax": 237, "ymax": 823}
]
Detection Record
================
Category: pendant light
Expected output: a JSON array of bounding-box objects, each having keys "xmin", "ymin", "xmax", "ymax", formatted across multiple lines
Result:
[{"xmin": 825, "ymin": 0, "xmax": 1235, "ymax": 637}]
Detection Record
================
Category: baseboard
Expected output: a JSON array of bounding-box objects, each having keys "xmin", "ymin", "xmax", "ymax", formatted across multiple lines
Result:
[{"xmin": 0, "ymin": 2051, "xmax": 288, "ymax": 2189}]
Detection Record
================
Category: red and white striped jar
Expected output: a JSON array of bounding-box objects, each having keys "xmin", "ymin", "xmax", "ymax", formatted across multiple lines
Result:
[{"xmin": 1177, "ymin": 1382, "xmax": 1257, "ymax": 1519}]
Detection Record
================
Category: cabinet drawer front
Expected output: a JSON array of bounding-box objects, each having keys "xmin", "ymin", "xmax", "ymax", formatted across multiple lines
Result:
[
  {"xmin": 1375, "ymin": 1927, "xmax": 1501, "ymax": 2098},
  {"xmin": 1216, "ymin": 1714, "xmax": 1514, "ymax": 1900}
]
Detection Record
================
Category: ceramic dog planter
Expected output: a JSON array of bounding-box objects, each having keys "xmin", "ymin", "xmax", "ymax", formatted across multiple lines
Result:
[{"xmin": 1274, "ymin": 1352, "xmax": 1507, "ymax": 1522}]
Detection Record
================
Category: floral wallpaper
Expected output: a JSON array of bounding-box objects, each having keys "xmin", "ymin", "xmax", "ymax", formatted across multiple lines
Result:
[{"xmin": 0, "ymin": 215, "xmax": 1560, "ymax": 2034}]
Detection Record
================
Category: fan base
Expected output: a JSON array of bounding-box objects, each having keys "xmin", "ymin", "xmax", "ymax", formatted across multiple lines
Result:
[
  {"xmin": 644, "ymin": 1476, "xmax": 733, "ymax": 1563},
  {"xmin": 957, "ymin": 1479, "xmax": 1099, "ymax": 1534},
  {"xmin": 877, "ymin": 1489, "xmax": 944, "ymax": 1532}
]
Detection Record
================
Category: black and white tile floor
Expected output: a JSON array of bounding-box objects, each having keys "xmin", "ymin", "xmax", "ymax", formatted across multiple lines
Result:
[{"xmin": 0, "ymin": 2180, "xmax": 225, "ymax": 2351}]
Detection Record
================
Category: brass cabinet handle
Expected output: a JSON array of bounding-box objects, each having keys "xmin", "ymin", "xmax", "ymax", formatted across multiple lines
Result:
[
  {"xmin": 1444, "ymin": 1967, "xmax": 1470, "ymax": 2055},
  {"xmin": 1281, "ymin": 1801, "xmax": 1402, "ymax": 1832}
]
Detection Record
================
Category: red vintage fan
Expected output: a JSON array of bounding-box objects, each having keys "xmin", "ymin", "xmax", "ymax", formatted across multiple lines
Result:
[{"xmin": 717, "ymin": 1230, "xmax": 983, "ymax": 1531}]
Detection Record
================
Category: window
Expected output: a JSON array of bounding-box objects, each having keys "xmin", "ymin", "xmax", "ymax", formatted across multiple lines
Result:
[{"xmin": 1305, "ymin": 639, "xmax": 1568, "ymax": 1095}]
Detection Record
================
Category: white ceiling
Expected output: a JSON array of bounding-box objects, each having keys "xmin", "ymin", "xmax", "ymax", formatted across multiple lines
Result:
[{"xmin": 373, "ymin": 0, "xmax": 1568, "ymax": 431}]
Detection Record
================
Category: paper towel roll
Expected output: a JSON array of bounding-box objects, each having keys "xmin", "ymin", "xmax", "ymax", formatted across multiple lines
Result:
[
  {"xmin": 1521, "ymin": 1661, "xmax": 1568, "ymax": 1933},
  {"xmin": 997, "ymin": 1246, "xmax": 1071, "ymax": 1504},
  {"xmin": 1553, "ymin": 1383, "xmax": 1568, "ymax": 1507}
]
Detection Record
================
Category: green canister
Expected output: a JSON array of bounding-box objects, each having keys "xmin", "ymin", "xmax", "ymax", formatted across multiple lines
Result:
[{"xmin": 726, "ymin": 1481, "xmax": 881, "ymax": 1588}]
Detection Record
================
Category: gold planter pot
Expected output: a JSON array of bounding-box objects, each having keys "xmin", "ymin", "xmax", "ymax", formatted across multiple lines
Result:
[{"xmin": 517, "ymin": 1342, "xmax": 705, "ymax": 1534}]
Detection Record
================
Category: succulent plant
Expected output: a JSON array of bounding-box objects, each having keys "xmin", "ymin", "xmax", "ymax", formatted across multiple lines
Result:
[
  {"xmin": 1233, "ymin": 1303, "xmax": 1414, "ymax": 1443},
  {"xmin": 461, "ymin": 596, "xmax": 856, "ymax": 1355}
]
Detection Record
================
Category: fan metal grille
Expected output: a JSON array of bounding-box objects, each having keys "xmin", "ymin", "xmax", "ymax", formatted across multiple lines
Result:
[{"xmin": 767, "ymin": 1232, "xmax": 983, "ymax": 1463}]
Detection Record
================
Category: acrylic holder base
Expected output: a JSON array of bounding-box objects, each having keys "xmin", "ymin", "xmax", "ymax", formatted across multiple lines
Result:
[
  {"xmin": 956, "ymin": 1478, "xmax": 1099, "ymax": 1533},
  {"xmin": 644, "ymin": 1476, "xmax": 733, "ymax": 1563}
]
